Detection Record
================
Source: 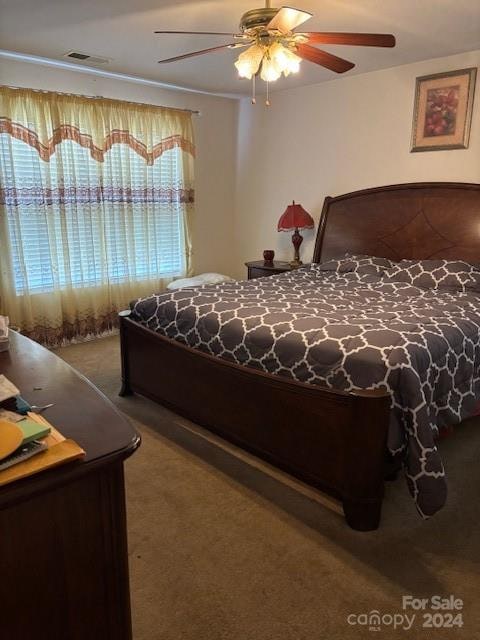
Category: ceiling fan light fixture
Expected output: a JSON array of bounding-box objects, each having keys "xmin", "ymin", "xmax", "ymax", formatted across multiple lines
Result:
[
  {"xmin": 234, "ymin": 43, "xmax": 264, "ymax": 79},
  {"xmin": 155, "ymin": 3, "xmax": 396, "ymax": 106}
]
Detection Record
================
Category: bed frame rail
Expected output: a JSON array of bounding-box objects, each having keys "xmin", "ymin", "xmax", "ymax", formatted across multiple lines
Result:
[{"xmin": 119, "ymin": 312, "xmax": 391, "ymax": 531}]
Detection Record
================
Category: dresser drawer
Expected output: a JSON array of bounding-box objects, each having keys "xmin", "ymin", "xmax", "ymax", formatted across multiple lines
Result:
[
  {"xmin": 245, "ymin": 261, "xmax": 293, "ymax": 280},
  {"xmin": 248, "ymin": 267, "xmax": 285, "ymax": 279}
]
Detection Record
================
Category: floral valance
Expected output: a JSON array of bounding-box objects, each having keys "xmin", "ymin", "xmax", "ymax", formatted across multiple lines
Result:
[{"xmin": 0, "ymin": 86, "xmax": 195, "ymax": 164}]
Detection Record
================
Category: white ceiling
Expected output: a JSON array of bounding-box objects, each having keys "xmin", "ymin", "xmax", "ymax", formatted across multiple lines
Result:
[{"xmin": 1, "ymin": 0, "xmax": 479, "ymax": 95}]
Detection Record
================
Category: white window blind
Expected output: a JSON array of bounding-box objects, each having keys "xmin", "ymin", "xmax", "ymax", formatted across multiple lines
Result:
[{"xmin": 0, "ymin": 134, "xmax": 187, "ymax": 295}]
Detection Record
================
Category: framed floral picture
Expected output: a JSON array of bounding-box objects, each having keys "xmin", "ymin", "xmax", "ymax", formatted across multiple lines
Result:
[{"xmin": 411, "ymin": 67, "xmax": 477, "ymax": 152}]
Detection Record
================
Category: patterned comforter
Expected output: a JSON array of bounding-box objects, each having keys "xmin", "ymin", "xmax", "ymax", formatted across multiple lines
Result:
[{"xmin": 131, "ymin": 268, "xmax": 480, "ymax": 517}]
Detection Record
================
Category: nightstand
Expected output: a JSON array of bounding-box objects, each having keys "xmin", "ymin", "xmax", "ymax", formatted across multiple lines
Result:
[{"xmin": 245, "ymin": 260, "xmax": 294, "ymax": 280}]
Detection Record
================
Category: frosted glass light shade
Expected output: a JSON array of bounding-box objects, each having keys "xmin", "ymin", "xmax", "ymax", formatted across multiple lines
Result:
[
  {"xmin": 260, "ymin": 56, "xmax": 281, "ymax": 82},
  {"xmin": 234, "ymin": 44, "xmax": 264, "ymax": 79},
  {"xmin": 235, "ymin": 42, "xmax": 303, "ymax": 84},
  {"xmin": 269, "ymin": 43, "xmax": 301, "ymax": 76}
]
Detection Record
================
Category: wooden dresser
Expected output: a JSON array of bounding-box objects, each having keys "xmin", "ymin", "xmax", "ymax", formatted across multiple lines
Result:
[{"xmin": 0, "ymin": 331, "xmax": 140, "ymax": 640}]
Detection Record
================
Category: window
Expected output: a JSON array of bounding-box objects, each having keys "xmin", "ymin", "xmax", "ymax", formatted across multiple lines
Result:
[
  {"xmin": 1, "ymin": 136, "xmax": 187, "ymax": 295},
  {"xmin": 0, "ymin": 86, "xmax": 195, "ymax": 346}
]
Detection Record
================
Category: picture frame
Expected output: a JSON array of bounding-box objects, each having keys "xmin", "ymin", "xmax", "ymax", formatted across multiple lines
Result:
[{"xmin": 411, "ymin": 67, "xmax": 477, "ymax": 152}]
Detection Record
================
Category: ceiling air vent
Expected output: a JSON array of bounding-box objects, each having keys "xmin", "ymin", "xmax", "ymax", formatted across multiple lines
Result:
[{"xmin": 63, "ymin": 51, "xmax": 111, "ymax": 66}]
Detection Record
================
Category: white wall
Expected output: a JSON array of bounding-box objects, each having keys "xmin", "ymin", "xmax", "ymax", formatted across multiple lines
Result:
[
  {"xmin": 234, "ymin": 50, "xmax": 480, "ymax": 278},
  {"xmin": 2, "ymin": 51, "xmax": 480, "ymax": 281},
  {"xmin": 0, "ymin": 59, "xmax": 238, "ymax": 276}
]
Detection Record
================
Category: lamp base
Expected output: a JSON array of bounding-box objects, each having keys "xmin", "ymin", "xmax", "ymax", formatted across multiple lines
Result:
[
  {"xmin": 291, "ymin": 227, "xmax": 303, "ymax": 268},
  {"xmin": 289, "ymin": 259, "xmax": 303, "ymax": 268}
]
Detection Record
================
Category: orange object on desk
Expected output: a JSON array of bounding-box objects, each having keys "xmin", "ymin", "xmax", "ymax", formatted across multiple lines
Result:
[{"xmin": 0, "ymin": 412, "xmax": 85, "ymax": 487}]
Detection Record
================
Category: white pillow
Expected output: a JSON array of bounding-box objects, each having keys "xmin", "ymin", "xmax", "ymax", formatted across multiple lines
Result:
[{"xmin": 167, "ymin": 272, "xmax": 234, "ymax": 291}]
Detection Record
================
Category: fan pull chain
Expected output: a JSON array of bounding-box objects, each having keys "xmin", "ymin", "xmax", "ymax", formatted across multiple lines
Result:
[
  {"xmin": 265, "ymin": 81, "xmax": 271, "ymax": 107},
  {"xmin": 251, "ymin": 74, "xmax": 256, "ymax": 105}
]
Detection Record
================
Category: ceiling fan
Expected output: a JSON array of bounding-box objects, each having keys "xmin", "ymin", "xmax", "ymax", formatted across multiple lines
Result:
[{"xmin": 155, "ymin": 1, "xmax": 395, "ymax": 104}]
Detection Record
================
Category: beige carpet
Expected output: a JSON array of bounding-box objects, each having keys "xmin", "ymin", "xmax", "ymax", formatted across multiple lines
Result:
[{"xmin": 55, "ymin": 336, "xmax": 480, "ymax": 640}]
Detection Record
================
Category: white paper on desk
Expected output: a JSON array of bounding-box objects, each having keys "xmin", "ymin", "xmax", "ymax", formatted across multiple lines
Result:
[
  {"xmin": 0, "ymin": 408, "xmax": 24, "ymax": 423},
  {"xmin": 0, "ymin": 375, "xmax": 20, "ymax": 402}
]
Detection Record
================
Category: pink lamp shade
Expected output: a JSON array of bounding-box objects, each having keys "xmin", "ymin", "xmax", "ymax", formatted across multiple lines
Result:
[{"xmin": 277, "ymin": 201, "xmax": 314, "ymax": 231}]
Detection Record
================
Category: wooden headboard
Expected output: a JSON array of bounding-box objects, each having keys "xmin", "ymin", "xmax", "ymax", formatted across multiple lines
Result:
[{"xmin": 313, "ymin": 182, "xmax": 480, "ymax": 264}]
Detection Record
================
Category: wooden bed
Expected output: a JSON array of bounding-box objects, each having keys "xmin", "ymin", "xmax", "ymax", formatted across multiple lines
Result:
[{"xmin": 119, "ymin": 181, "xmax": 480, "ymax": 531}]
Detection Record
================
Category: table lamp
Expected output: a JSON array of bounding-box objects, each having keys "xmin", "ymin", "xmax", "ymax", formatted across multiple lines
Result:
[{"xmin": 277, "ymin": 201, "xmax": 314, "ymax": 267}]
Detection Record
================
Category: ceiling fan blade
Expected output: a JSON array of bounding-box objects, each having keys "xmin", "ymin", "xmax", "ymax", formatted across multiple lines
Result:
[
  {"xmin": 303, "ymin": 32, "xmax": 396, "ymax": 47},
  {"xmin": 158, "ymin": 43, "xmax": 238, "ymax": 64},
  {"xmin": 295, "ymin": 44, "xmax": 355, "ymax": 73},
  {"xmin": 267, "ymin": 7, "xmax": 312, "ymax": 33},
  {"xmin": 155, "ymin": 30, "xmax": 242, "ymax": 37}
]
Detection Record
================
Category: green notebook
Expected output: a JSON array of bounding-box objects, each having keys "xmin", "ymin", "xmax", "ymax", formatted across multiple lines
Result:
[{"xmin": 17, "ymin": 419, "xmax": 51, "ymax": 444}]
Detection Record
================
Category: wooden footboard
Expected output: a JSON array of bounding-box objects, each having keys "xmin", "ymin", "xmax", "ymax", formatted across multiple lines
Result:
[{"xmin": 119, "ymin": 311, "xmax": 391, "ymax": 531}]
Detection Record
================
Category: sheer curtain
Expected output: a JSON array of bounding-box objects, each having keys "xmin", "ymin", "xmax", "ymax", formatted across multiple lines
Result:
[{"xmin": 0, "ymin": 87, "xmax": 195, "ymax": 346}]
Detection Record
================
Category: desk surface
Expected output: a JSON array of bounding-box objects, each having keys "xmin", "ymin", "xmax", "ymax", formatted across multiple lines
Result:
[{"xmin": 0, "ymin": 331, "xmax": 140, "ymax": 505}]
